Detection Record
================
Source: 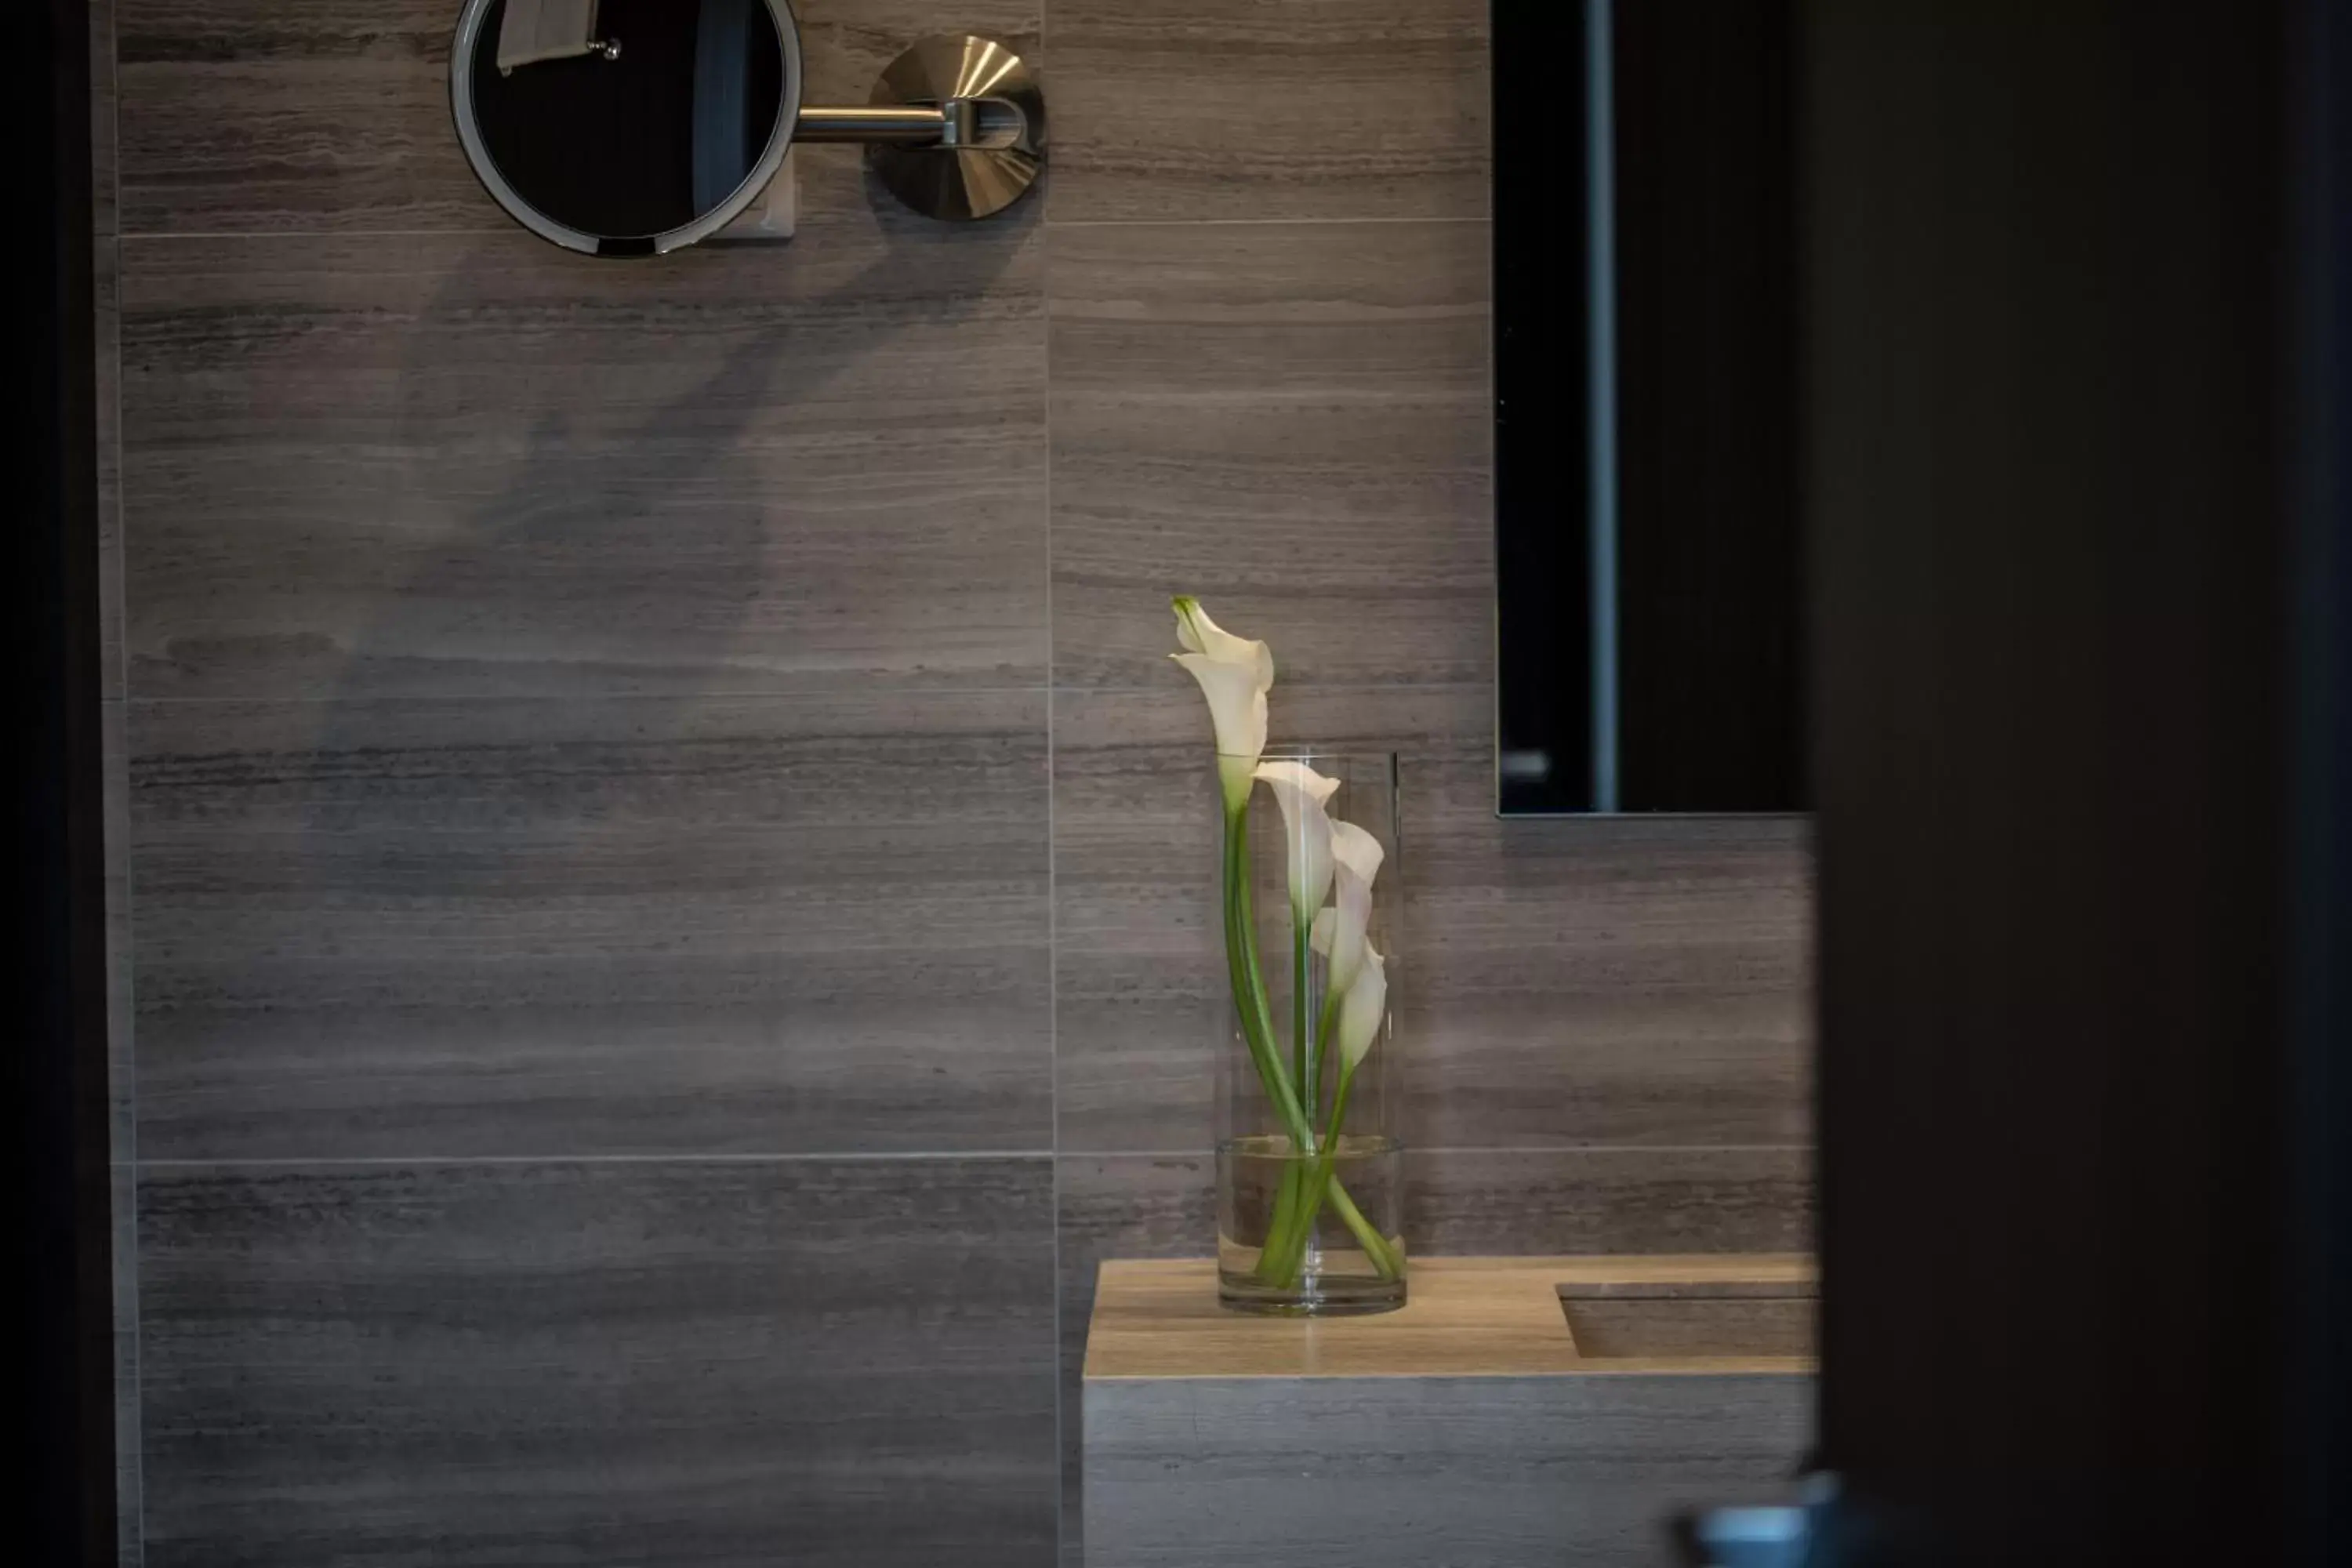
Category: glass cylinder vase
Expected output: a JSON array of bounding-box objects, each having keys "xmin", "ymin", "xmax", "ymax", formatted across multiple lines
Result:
[{"xmin": 1212, "ymin": 747, "xmax": 1406, "ymax": 1315}]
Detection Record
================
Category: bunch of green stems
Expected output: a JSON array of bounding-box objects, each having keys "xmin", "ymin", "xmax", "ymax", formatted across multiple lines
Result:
[{"xmin": 1219, "ymin": 804, "xmax": 1403, "ymax": 1287}]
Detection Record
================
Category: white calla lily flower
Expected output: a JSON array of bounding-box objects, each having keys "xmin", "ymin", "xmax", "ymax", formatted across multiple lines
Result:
[
  {"xmin": 1327, "ymin": 817, "xmax": 1386, "ymax": 887},
  {"xmin": 1309, "ymin": 906, "xmax": 1337, "ymax": 957},
  {"xmin": 1170, "ymin": 597, "xmax": 1273, "ymax": 809},
  {"xmin": 1335, "ymin": 947, "xmax": 1388, "ymax": 1071},
  {"xmin": 1253, "ymin": 760, "xmax": 1340, "ymax": 914},
  {"xmin": 1309, "ymin": 818, "xmax": 1385, "ymax": 998},
  {"xmin": 1174, "ymin": 596, "xmax": 1274, "ymax": 681}
]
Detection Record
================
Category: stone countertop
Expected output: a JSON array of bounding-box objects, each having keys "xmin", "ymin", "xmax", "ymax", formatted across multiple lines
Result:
[{"xmin": 1084, "ymin": 1254, "xmax": 1819, "ymax": 1381}]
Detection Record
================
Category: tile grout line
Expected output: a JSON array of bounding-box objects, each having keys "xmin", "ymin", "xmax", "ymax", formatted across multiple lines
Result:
[
  {"xmin": 96, "ymin": 9, "xmax": 146, "ymax": 1561},
  {"xmin": 1054, "ymin": 1143, "xmax": 1813, "ymax": 1160},
  {"xmin": 117, "ymin": 685, "xmax": 1058, "ymax": 707},
  {"xmin": 98, "ymin": 2, "xmax": 145, "ymax": 1559},
  {"xmin": 1047, "ymin": 214, "xmax": 1491, "ymax": 230},
  {"xmin": 1040, "ymin": 12, "xmax": 1068, "ymax": 1550},
  {"xmin": 103, "ymin": 262, "xmax": 125, "ymax": 703},
  {"xmin": 1039, "ymin": 681, "xmax": 1497, "ymax": 698},
  {"xmin": 118, "ymin": 229, "xmax": 521, "ymax": 242},
  {"xmin": 114, "ymin": 216, "xmax": 1491, "ymax": 244},
  {"xmin": 130, "ymin": 1150, "xmax": 1062, "ymax": 1170},
  {"xmin": 125, "ymin": 1144, "xmax": 1808, "ymax": 1171},
  {"xmin": 1035, "ymin": 2, "xmax": 1063, "ymax": 1561},
  {"xmin": 117, "ymin": 689, "xmax": 1499, "ymax": 718}
]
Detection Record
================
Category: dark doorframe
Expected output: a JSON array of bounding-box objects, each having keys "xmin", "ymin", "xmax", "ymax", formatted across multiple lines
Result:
[
  {"xmin": 2286, "ymin": 0, "xmax": 2352, "ymax": 1548},
  {"xmin": 12, "ymin": 0, "xmax": 117, "ymax": 1562},
  {"xmin": 1804, "ymin": 2, "xmax": 2346, "ymax": 1563}
]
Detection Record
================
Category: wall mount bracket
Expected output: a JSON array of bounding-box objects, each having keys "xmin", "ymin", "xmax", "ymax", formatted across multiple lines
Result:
[{"xmin": 797, "ymin": 34, "xmax": 1046, "ymax": 221}]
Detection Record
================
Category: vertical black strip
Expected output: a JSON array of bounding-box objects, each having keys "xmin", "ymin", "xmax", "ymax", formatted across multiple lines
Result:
[
  {"xmin": 1491, "ymin": 0, "xmax": 1595, "ymax": 813},
  {"xmin": 2290, "ymin": 0, "xmax": 2352, "ymax": 1555},
  {"xmin": 1610, "ymin": 0, "xmax": 1802, "ymax": 812},
  {"xmin": 10, "ymin": 0, "xmax": 114, "ymax": 1563},
  {"xmin": 1806, "ymin": 2, "xmax": 2289, "ymax": 1560}
]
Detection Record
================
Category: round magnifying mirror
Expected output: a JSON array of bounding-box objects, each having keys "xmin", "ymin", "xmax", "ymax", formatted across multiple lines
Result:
[{"xmin": 452, "ymin": 0, "xmax": 802, "ymax": 256}]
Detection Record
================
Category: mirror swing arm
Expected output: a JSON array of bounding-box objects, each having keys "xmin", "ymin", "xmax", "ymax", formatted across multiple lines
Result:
[
  {"xmin": 795, "ymin": 93, "xmax": 1023, "ymax": 151},
  {"xmin": 789, "ymin": 34, "xmax": 1046, "ymax": 219}
]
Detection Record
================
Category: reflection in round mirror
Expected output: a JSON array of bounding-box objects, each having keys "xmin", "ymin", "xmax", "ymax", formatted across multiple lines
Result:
[{"xmin": 451, "ymin": 0, "xmax": 803, "ymax": 256}]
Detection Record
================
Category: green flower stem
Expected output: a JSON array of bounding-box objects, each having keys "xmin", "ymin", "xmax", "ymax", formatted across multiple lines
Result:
[
  {"xmin": 1292, "ymin": 921, "xmax": 1312, "ymax": 1112},
  {"xmin": 1254, "ymin": 1164, "xmax": 1310, "ymax": 1283},
  {"xmin": 1258, "ymin": 1142, "xmax": 1397, "ymax": 1287},
  {"xmin": 1260, "ymin": 1096, "xmax": 1345, "ymax": 1286},
  {"xmin": 1254, "ymin": 983, "xmax": 1346, "ymax": 1281},
  {"xmin": 1231, "ymin": 809, "xmax": 1316, "ymax": 1288},
  {"xmin": 1327, "ymin": 1180, "xmax": 1403, "ymax": 1279},
  {"xmin": 1310, "ymin": 986, "xmax": 1341, "ymax": 1123},
  {"xmin": 1262, "ymin": 1060, "xmax": 1403, "ymax": 1285},
  {"xmin": 1223, "ymin": 808, "xmax": 1309, "ymax": 1148},
  {"xmin": 1318, "ymin": 1092, "xmax": 1404, "ymax": 1281},
  {"xmin": 1242, "ymin": 957, "xmax": 1278, "ymax": 1084}
]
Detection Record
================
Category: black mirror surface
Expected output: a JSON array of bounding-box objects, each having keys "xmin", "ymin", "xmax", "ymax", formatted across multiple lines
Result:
[{"xmin": 1493, "ymin": 0, "xmax": 1805, "ymax": 815}]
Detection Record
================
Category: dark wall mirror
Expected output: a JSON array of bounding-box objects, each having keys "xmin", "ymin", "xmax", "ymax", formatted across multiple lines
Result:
[
  {"xmin": 1493, "ymin": 0, "xmax": 1806, "ymax": 815},
  {"xmin": 452, "ymin": 0, "xmax": 800, "ymax": 256}
]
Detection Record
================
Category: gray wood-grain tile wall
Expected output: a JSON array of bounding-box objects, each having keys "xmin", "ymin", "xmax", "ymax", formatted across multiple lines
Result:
[{"xmin": 92, "ymin": 2, "xmax": 1812, "ymax": 1564}]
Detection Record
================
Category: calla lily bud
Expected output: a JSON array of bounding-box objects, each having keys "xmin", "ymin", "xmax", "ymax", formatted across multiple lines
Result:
[
  {"xmin": 1336, "ymin": 947, "xmax": 1388, "ymax": 1071},
  {"xmin": 1254, "ymin": 760, "xmax": 1340, "ymax": 914}
]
